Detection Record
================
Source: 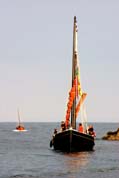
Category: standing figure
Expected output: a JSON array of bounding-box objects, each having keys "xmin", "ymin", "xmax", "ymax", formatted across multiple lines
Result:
[
  {"xmin": 88, "ymin": 125, "xmax": 96, "ymax": 137},
  {"xmin": 60, "ymin": 121, "xmax": 66, "ymax": 131},
  {"xmin": 78, "ymin": 123, "xmax": 84, "ymax": 133}
]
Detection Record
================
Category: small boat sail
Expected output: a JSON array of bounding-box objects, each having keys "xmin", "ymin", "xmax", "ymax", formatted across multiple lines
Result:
[
  {"xmin": 50, "ymin": 16, "xmax": 95, "ymax": 152},
  {"xmin": 13, "ymin": 109, "xmax": 27, "ymax": 132}
]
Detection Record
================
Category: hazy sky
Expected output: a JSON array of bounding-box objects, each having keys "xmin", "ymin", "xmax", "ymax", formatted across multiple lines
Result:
[{"xmin": 0, "ymin": 0, "xmax": 119, "ymax": 122}]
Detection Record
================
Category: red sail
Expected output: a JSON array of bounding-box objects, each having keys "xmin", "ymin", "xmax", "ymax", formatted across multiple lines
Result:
[{"xmin": 65, "ymin": 79, "xmax": 76, "ymax": 128}]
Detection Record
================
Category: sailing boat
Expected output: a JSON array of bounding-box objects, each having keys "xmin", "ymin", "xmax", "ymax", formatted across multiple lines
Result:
[
  {"xmin": 50, "ymin": 16, "xmax": 95, "ymax": 152},
  {"xmin": 13, "ymin": 109, "xmax": 27, "ymax": 132}
]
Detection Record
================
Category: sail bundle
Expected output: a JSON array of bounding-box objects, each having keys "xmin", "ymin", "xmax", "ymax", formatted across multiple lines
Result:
[
  {"xmin": 65, "ymin": 70, "xmax": 87, "ymax": 127},
  {"xmin": 65, "ymin": 78, "xmax": 76, "ymax": 127},
  {"xmin": 65, "ymin": 53, "xmax": 87, "ymax": 127}
]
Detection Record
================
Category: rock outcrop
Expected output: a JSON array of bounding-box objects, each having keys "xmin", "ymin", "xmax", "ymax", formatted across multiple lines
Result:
[{"xmin": 102, "ymin": 128, "xmax": 119, "ymax": 140}]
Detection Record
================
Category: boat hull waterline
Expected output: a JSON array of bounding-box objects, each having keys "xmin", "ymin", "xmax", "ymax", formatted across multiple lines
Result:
[
  {"xmin": 51, "ymin": 128, "xmax": 95, "ymax": 152},
  {"xmin": 13, "ymin": 129, "xmax": 28, "ymax": 132}
]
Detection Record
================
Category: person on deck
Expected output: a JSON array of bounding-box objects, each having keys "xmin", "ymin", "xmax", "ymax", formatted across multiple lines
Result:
[
  {"xmin": 78, "ymin": 123, "xmax": 84, "ymax": 133},
  {"xmin": 54, "ymin": 128, "xmax": 57, "ymax": 135},
  {"xmin": 60, "ymin": 121, "xmax": 66, "ymax": 131},
  {"xmin": 88, "ymin": 125, "xmax": 96, "ymax": 137}
]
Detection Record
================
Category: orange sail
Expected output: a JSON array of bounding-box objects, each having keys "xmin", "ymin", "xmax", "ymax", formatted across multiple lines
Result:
[{"xmin": 65, "ymin": 78, "xmax": 77, "ymax": 127}]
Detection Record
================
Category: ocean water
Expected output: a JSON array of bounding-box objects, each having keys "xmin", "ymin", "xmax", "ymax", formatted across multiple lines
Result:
[{"xmin": 0, "ymin": 122, "xmax": 119, "ymax": 178}]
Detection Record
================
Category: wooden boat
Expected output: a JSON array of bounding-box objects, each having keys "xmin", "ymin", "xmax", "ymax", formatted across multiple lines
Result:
[
  {"xmin": 50, "ymin": 16, "xmax": 95, "ymax": 152},
  {"xmin": 13, "ymin": 109, "xmax": 27, "ymax": 132}
]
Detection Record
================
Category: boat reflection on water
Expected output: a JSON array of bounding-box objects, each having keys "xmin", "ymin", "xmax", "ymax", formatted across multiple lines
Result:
[{"xmin": 63, "ymin": 152, "xmax": 91, "ymax": 177}]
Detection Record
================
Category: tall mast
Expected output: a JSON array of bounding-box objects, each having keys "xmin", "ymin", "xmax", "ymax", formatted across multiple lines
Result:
[
  {"xmin": 71, "ymin": 16, "xmax": 78, "ymax": 129},
  {"xmin": 17, "ymin": 108, "xmax": 21, "ymax": 126}
]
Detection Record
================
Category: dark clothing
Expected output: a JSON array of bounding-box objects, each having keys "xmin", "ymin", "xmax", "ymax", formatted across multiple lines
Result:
[
  {"xmin": 88, "ymin": 126, "xmax": 96, "ymax": 137},
  {"xmin": 61, "ymin": 122, "xmax": 66, "ymax": 131}
]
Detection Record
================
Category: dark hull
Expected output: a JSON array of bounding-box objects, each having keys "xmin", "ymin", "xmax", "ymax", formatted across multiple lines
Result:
[{"xmin": 51, "ymin": 128, "xmax": 95, "ymax": 152}]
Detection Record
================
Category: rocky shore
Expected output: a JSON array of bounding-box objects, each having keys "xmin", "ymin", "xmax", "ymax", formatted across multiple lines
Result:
[{"xmin": 102, "ymin": 128, "xmax": 119, "ymax": 140}]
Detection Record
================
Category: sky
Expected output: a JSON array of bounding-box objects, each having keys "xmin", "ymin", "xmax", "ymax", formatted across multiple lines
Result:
[{"xmin": 0, "ymin": 0, "xmax": 119, "ymax": 122}]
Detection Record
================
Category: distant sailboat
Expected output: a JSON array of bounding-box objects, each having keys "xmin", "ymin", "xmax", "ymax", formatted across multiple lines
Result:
[
  {"xmin": 13, "ymin": 109, "xmax": 27, "ymax": 132},
  {"xmin": 50, "ymin": 16, "xmax": 95, "ymax": 152}
]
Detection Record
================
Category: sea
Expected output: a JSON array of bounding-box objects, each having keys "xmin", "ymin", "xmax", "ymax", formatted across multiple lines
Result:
[{"xmin": 0, "ymin": 122, "xmax": 119, "ymax": 178}]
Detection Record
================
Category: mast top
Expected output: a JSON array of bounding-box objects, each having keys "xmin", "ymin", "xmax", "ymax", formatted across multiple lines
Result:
[{"xmin": 74, "ymin": 16, "xmax": 77, "ymax": 23}]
